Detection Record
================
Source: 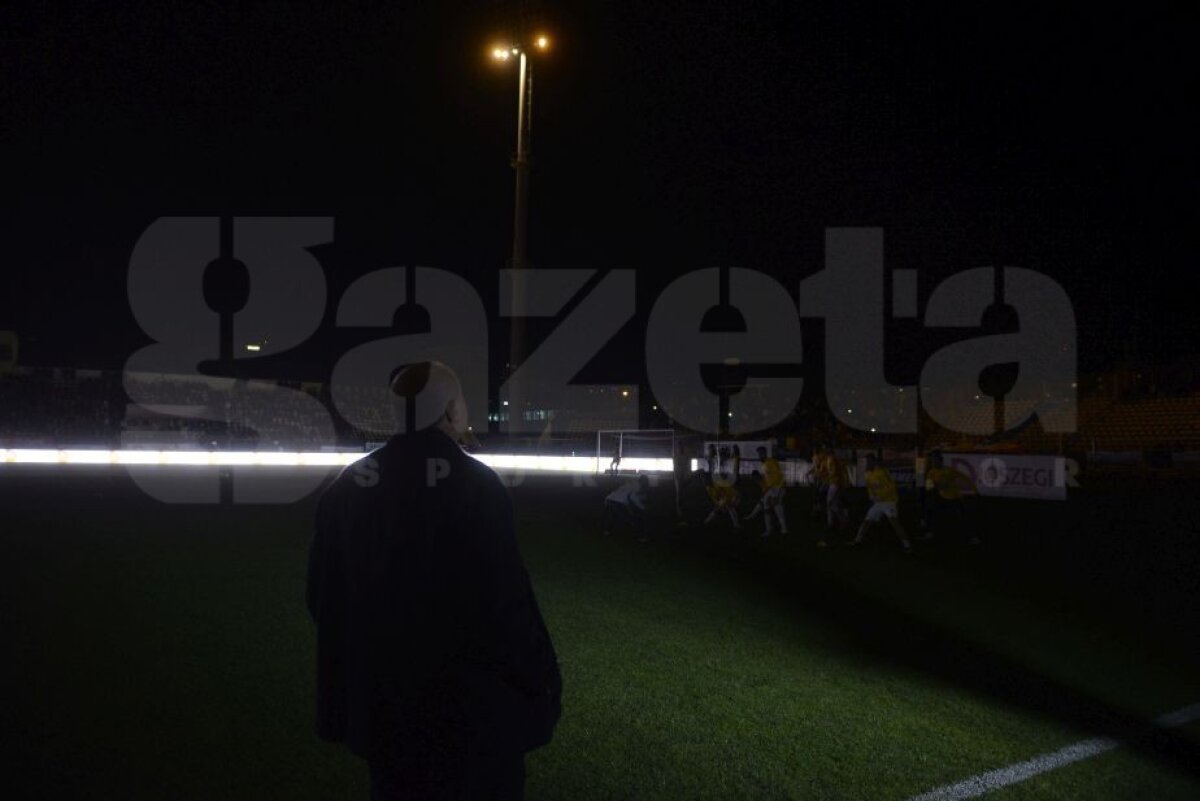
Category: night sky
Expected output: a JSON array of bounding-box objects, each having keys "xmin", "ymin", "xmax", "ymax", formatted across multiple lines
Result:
[{"xmin": 2, "ymin": 1, "xmax": 1194, "ymax": 387}]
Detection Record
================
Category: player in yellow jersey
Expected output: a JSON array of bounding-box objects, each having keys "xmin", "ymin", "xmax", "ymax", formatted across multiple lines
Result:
[
  {"xmin": 703, "ymin": 471, "xmax": 741, "ymax": 529},
  {"xmin": 923, "ymin": 451, "xmax": 981, "ymax": 545},
  {"xmin": 747, "ymin": 446, "xmax": 788, "ymax": 536},
  {"xmin": 849, "ymin": 454, "xmax": 912, "ymax": 553}
]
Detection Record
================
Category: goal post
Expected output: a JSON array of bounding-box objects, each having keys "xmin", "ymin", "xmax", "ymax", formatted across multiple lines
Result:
[{"xmin": 596, "ymin": 429, "xmax": 677, "ymax": 474}]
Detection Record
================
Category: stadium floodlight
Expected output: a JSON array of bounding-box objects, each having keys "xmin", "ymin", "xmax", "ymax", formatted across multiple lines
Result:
[
  {"xmin": 490, "ymin": 31, "xmax": 553, "ymax": 370},
  {"xmin": 0, "ymin": 448, "xmax": 676, "ymax": 474},
  {"xmin": 5, "ymin": 448, "xmax": 61, "ymax": 464},
  {"xmin": 112, "ymin": 450, "xmax": 165, "ymax": 466},
  {"xmin": 245, "ymin": 344, "xmax": 262, "ymax": 352},
  {"xmin": 60, "ymin": 449, "xmax": 118, "ymax": 465},
  {"xmin": 298, "ymin": 452, "xmax": 353, "ymax": 467},
  {"xmin": 161, "ymin": 451, "xmax": 217, "ymax": 466}
]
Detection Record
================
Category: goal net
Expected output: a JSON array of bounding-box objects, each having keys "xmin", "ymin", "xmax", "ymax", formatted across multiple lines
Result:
[{"xmin": 596, "ymin": 429, "xmax": 676, "ymax": 474}]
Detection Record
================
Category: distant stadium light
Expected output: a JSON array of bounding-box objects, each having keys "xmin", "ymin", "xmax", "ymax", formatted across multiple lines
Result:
[
  {"xmin": 61, "ymin": 449, "xmax": 116, "ymax": 465},
  {"xmin": 621, "ymin": 389, "xmax": 629, "ymax": 398},
  {"xmin": 245, "ymin": 344, "xmax": 262, "ymax": 352},
  {"xmin": 0, "ymin": 449, "xmax": 675, "ymax": 474}
]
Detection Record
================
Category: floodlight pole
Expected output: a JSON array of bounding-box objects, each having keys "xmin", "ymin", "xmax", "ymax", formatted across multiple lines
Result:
[{"xmin": 510, "ymin": 50, "xmax": 532, "ymax": 371}]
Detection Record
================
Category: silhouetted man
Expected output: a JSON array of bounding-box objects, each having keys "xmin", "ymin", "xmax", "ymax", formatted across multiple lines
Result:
[{"xmin": 307, "ymin": 362, "xmax": 561, "ymax": 800}]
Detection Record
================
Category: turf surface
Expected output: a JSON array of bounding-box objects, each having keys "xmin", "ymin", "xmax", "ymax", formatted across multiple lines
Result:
[{"xmin": 1, "ymin": 468, "xmax": 1198, "ymax": 799}]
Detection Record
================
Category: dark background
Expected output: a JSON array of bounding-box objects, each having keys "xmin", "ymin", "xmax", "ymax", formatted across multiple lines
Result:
[{"xmin": 2, "ymin": 1, "xmax": 1194, "ymax": 388}]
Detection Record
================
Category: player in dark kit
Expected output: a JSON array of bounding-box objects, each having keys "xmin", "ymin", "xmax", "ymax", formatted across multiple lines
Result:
[
  {"xmin": 306, "ymin": 362, "xmax": 561, "ymax": 800},
  {"xmin": 673, "ymin": 439, "xmax": 692, "ymax": 523},
  {"xmin": 604, "ymin": 474, "xmax": 651, "ymax": 540}
]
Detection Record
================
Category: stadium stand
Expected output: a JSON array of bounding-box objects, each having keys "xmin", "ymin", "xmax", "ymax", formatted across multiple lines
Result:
[
  {"xmin": 0, "ymin": 368, "xmax": 119, "ymax": 446},
  {"xmin": 1082, "ymin": 395, "xmax": 1200, "ymax": 452}
]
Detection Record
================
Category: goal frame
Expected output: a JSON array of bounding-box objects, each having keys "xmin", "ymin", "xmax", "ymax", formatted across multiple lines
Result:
[{"xmin": 595, "ymin": 428, "xmax": 677, "ymax": 474}]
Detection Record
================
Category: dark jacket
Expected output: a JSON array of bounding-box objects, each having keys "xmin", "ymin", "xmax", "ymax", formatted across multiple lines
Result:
[{"xmin": 306, "ymin": 428, "xmax": 561, "ymax": 758}]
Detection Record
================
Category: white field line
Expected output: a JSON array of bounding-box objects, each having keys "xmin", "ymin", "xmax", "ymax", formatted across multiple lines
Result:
[{"xmin": 906, "ymin": 702, "xmax": 1200, "ymax": 801}]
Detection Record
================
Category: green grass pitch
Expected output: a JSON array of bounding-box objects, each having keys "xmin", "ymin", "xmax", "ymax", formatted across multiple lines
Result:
[{"xmin": 1, "ymin": 470, "xmax": 1198, "ymax": 799}]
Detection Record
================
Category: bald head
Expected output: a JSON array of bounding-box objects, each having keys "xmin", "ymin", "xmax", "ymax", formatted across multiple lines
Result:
[{"xmin": 390, "ymin": 361, "xmax": 469, "ymax": 435}]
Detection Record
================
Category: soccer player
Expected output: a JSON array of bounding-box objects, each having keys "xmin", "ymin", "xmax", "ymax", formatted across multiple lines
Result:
[
  {"xmin": 604, "ymin": 474, "xmax": 650, "ymax": 540},
  {"xmin": 821, "ymin": 447, "xmax": 851, "ymax": 546},
  {"xmin": 849, "ymin": 454, "xmax": 913, "ymax": 553},
  {"xmin": 672, "ymin": 439, "xmax": 692, "ymax": 522},
  {"xmin": 729, "ymin": 444, "xmax": 742, "ymax": 480},
  {"xmin": 809, "ymin": 444, "xmax": 827, "ymax": 520},
  {"xmin": 747, "ymin": 445, "xmax": 788, "ymax": 536},
  {"xmin": 913, "ymin": 445, "xmax": 931, "ymax": 531},
  {"xmin": 703, "ymin": 471, "xmax": 741, "ymax": 529},
  {"xmin": 705, "ymin": 443, "xmax": 719, "ymax": 474},
  {"xmin": 607, "ymin": 443, "xmax": 622, "ymax": 475},
  {"xmin": 923, "ymin": 451, "xmax": 981, "ymax": 545}
]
